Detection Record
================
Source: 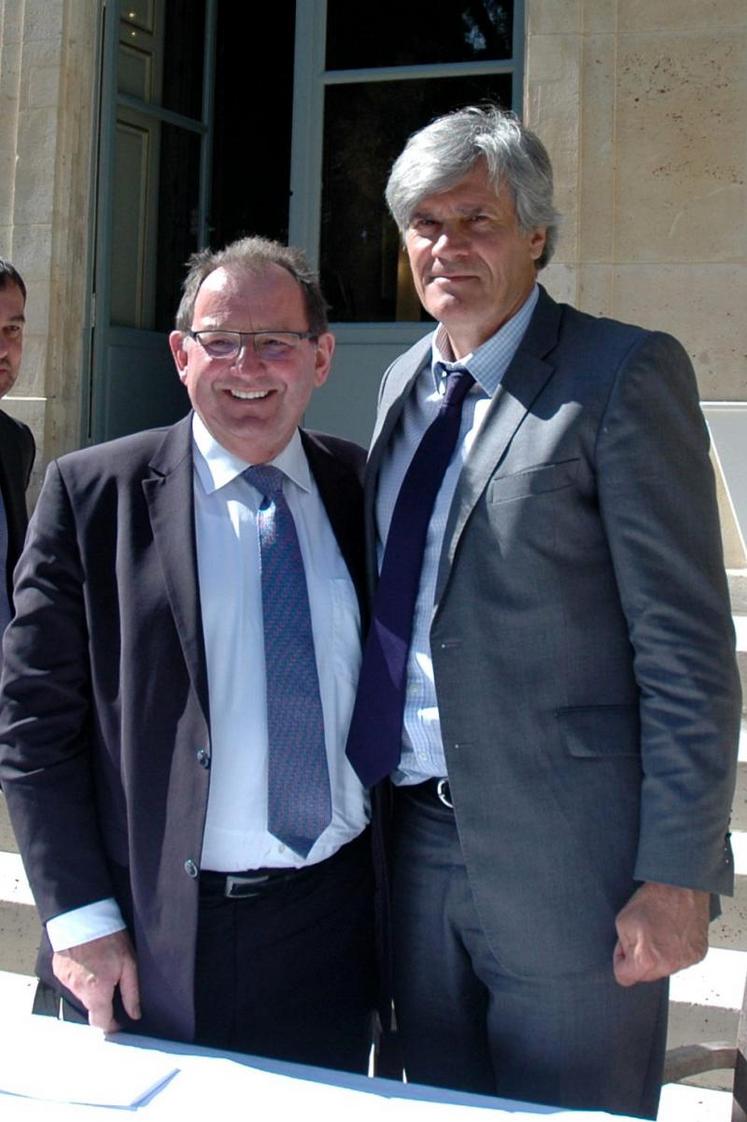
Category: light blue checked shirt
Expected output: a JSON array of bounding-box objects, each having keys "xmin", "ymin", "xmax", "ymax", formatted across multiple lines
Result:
[{"xmin": 375, "ymin": 284, "xmax": 539, "ymax": 785}]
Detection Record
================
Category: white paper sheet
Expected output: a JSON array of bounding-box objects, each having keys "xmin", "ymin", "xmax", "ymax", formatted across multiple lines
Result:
[{"xmin": 0, "ymin": 1019, "xmax": 178, "ymax": 1107}]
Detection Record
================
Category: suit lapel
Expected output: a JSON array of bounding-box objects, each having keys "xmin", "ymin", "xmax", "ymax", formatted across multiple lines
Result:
[
  {"xmin": 434, "ymin": 288, "xmax": 563, "ymax": 605},
  {"xmin": 302, "ymin": 429, "xmax": 367, "ymax": 621},
  {"xmin": 365, "ymin": 334, "xmax": 433, "ymax": 591},
  {"xmin": 368, "ymin": 333, "xmax": 433, "ymax": 481},
  {"xmin": 142, "ymin": 414, "xmax": 210, "ymax": 724}
]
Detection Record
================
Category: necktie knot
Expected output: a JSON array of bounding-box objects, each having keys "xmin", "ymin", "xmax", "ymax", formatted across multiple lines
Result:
[
  {"xmin": 243, "ymin": 464, "xmax": 284, "ymax": 501},
  {"xmin": 436, "ymin": 364, "xmax": 475, "ymax": 410}
]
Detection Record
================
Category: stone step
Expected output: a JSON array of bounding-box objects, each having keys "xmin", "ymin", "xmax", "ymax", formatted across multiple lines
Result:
[
  {"xmin": 0, "ymin": 898, "xmax": 40, "ymax": 975},
  {"xmin": 736, "ymin": 616, "xmax": 747, "ymax": 713},
  {"xmin": 0, "ymin": 969, "xmax": 36, "ymax": 1017},
  {"xmin": 729, "ymin": 570, "xmax": 747, "ymax": 616},
  {"xmin": 0, "ymin": 794, "xmax": 17, "ymax": 853},
  {"xmin": 658, "ymin": 1082, "xmax": 732, "ymax": 1121}
]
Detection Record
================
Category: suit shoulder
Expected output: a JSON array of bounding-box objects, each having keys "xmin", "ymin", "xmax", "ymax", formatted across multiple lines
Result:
[
  {"xmin": 303, "ymin": 429, "xmax": 366, "ymax": 475},
  {"xmin": 0, "ymin": 407, "xmax": 35, "ymax": 473},
  {"xmin": 553, "ymin": 296, "xmax": 684, "ymax": 357},
  {"xmin": 56, "ymin": 425, "xmax": 174, "ymax": 472},
  {"xmin": 0, "ymin": 407, "xmax": 33, "ymax": 442}
]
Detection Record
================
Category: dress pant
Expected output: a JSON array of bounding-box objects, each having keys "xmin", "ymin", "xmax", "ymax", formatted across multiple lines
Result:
[
  {"xmin": 194, "ymin": 829, "xmax": 376, "ymax": 1073},
  {"xmin": 391, "ymin": 784, "xmax": 668, "ymax": 1120}
]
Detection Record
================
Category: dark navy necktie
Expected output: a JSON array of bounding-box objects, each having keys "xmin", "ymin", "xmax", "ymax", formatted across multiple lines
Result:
[
  {"xmin": 243, "ymin": 465, "xmax": 331, "ymax": 857},
  {"xmin": 346, "ymin": 365, "xmax": 475, "ymax": 787}
]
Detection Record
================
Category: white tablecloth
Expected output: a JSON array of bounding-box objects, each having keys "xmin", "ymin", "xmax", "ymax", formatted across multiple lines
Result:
[{"xmin": 0, "ymin": 1015, "xmax": 646, "ymax": 1121}]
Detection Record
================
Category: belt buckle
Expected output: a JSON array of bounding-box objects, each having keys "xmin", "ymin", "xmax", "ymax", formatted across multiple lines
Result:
[
  {"xmin": 224, "ymin": 873, "xmax": 270, "ymax": 899},
  {"xmin": 436, "ymin": 778, "xmax": 453, "ymax": 808}
]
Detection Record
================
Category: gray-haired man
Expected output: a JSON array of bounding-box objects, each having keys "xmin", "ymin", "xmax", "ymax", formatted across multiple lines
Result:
[{"xmin": 346, "ymin": 105, "xmax": 740, "ymax": 1117}]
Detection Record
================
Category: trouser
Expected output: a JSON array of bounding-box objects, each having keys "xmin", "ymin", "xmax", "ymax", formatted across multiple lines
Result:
[
  {"xmin": 391, "ymin": 782, "xmax": 668, "ymax": 1119},
  {"xmin": 193, "ymin": 828, "xmax": 376, "ymax": 1072}
]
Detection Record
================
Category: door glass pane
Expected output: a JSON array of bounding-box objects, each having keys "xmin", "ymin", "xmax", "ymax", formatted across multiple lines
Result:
[
  {"xmin": 110, "ymin": 118, "xmax": 200, "ymax": 331},
  {"xmin": 154, "ymin": 124, "xmax": 202, "ymax": 330},
  {"xmin": 320, "ymin": 75, "xmax": 512, "ymax": 323},
  {"xmin": 119, "ymin": 0, "xmax": 205, "ymax": 118},
  {"xmin": 210, "ymin": 1, "xmax": 295, "ymax": 248},
  {"xmin": 161, "ymin": 0, "xmax": 205, "ymax": 118},
  {"xmin": 326, "ymin": 0, "xmax": 513, "ymax": 69}
]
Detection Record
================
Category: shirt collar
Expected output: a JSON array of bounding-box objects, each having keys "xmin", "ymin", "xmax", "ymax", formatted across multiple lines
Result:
[
  {"xmin": 191, "ymin": 413, "xmax": 311, "ymax": 496},
  {"xmin": 431, "ymin": 282, "xmax": 540, "ymax": 397}
]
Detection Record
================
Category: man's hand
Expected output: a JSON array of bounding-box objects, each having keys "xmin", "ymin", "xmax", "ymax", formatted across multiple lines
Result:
[
  {"xmin": 52, "ymin": 929, "xmax": 141, "ymax": 1032},
  {"xmin": 613, "ymin": 881, "xmax": 709, "ymax": 987}
]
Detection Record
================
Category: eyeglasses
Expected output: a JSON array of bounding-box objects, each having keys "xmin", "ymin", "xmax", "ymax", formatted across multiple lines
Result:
[{"xmin": 187, "ymin": 329, "xmax": 318, "ymax": 363}]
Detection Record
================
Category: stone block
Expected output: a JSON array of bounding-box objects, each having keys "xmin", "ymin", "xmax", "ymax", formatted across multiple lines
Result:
[
  {"xmin": 577, "ymin": 264, "xmax": 615, "ymax": 317},
  {"xmin": 579, "ymin": 34, "xmax": 616, "ymax": 263},
  {"xmin": 21, "ymin": 0, "xmax": 65, "ymax": 44},
  {"xmin": 618, "ymin": 0, "xmax": 747, "ymax": 33},
  {"xmin": 614, "ymin": 32, "xmax": 747, "ymax": 263},
  {"xmin": 611, "ymin": 265, "xmax": 747, "ymax": 400},
  {"xmin": 582, "ymin": 0, "xmax": 617, "ymax": 34},
  {"xmin": 527, "ymin": 0, "xmax": 581, "ymax": 35}
]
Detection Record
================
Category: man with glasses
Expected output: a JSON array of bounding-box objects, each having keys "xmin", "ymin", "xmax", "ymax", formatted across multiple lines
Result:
[
  {"xmin": 0, "ymin": 237, "xmax": 375, "ymax": 1070},
  {"xmin": 0, "ymin": 259, "xmax": 35, "ymax": 666}
]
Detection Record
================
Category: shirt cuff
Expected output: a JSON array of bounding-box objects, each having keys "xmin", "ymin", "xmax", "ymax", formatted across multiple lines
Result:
[{"xmin": 46, "ymin": 898, "xmax": 127, "ymax": 952}]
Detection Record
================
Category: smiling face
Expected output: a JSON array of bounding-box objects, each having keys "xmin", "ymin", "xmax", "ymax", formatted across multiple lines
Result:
[
  {"xmin": 169, "ymin": 263, "xmax": 334, "ymax": 463},
  {"xmin": 0, "ymin": 282, "xmax": 26, "ymax": 398},
  {"xmin": 404, "ymin": 161, "xmax": 547, "ymax": 359}
]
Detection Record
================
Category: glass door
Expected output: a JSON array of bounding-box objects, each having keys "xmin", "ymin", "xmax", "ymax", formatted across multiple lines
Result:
[
  {"xmin": 88, "ymin": 0, "xmax": 215, "ymax": 443},
  {"xmin": 295, "ymin": 0, "xmax": 522, "ymax": 445}
]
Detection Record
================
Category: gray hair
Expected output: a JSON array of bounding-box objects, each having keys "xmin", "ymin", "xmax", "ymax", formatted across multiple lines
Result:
[
  {"xmin": 385, "ymin": 105, "xmax": 561, "ymax": 268},
  {"xmin": 174, "ymin": 236, "xmax": 329, "ymax": 334},
  {"xmin": 0, "ymin": 258, "xmax": 27, "ymax": 301}
]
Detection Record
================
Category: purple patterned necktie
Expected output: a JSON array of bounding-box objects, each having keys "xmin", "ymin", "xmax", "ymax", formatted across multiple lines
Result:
[
  {"xmin": 244, "ymin": 465, "xmax": 331, "ymax": 857},
  {"xmin": 346, "ymin": 365, "xmax": 475, "ymax": 787}
]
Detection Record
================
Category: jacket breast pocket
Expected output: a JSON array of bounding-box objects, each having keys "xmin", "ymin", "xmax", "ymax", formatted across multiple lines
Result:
[
  {"xmin": 487, "ymin": 459, "xmax": 579, "ymax": 504},
  {"xmin": 555, "ymin": 704, "xmax": 641, "ymax": 760}
]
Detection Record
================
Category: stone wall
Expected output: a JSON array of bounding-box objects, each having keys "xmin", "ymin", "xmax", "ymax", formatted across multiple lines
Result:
[
  {"xmin": 0, "ymin": 0, "xmax": 99, "ymax": 493},
  {"xmin": 526, "ymin": 0, "xmax": 746, "ymax": 403},
  {"xmin": 1, "ymin": 0, "xmax": 744, "ymax": 512}
]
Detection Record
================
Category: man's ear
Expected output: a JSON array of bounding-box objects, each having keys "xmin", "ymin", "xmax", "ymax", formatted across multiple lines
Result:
[
  {"xmin": 529, "ymin": 227, "xmax": 547, "ymax": 262},
  {"xmin": 313, "ymin": 332, "xmax": 335, "ymax": 388},
  {"xmin": 169, "ymin": 331, "xmax": 189, "ymax": 381}
]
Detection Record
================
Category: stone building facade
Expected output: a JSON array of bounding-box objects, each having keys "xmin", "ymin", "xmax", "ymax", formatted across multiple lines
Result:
[{"xmin": 0, "ymin": 0, "xmax": 744, "ymax": 557}]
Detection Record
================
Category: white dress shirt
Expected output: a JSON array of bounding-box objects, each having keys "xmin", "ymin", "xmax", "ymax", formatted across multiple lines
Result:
[
  {"xmin": 375, "ymin": 285, "xmax": 539, "ymax": 785},
  {"xmin": 46, "ymin": 417, "xmax": 367, "ymax": 950}
]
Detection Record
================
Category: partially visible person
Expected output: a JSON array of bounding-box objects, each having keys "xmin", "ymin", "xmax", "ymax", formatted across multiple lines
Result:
[
  {"xmin": 345, "ymin": 105, "xmax": 741, "ymax": 1118},
  {"xmin": 0, "ymin": 259, "xmax": 35, "ymax": 668},
  {"xmin": 0, "ymin": 237, "xmax": 375, "ymax": 1072}
]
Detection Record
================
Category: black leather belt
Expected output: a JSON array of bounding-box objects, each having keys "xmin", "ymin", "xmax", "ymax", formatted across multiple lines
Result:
[
  {"xmin": 199, "ymin": 828, "xmax": 368, "ymax": 899},
  {"xmin": 400, "ymin": 778, "xmax": 454, "ymax": 809},
  {"xmin": 200, "ymin": 864, "xmax": 310, "ymax": 899}
]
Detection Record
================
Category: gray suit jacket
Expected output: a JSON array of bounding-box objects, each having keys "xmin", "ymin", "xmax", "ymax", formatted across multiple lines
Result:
[{"xmin": 368, "ymin": 286, "xmax": 741, "ymax": 978}]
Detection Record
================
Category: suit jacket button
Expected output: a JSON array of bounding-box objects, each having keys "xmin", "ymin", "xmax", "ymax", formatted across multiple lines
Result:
[
  {"xmin": 196, "ymin": 748, "xmax": 210, "ymax": 768},
  {"xmin": 184, "ymin": 859, "xmax": 199, "ymax": 879}
]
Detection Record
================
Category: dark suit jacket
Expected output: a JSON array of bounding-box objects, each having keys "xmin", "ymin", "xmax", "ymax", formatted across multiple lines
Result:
[
  {"xmin": 0, "ymin": 408, "xmax": 35, "ymax": 602},
  {"xmin": 0, "ymin": 413, "xmax": 367, "ymax": 1041},
  {"xmin": 368, "ymin": 285, "xmax": 741, "ymax": 977}
]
